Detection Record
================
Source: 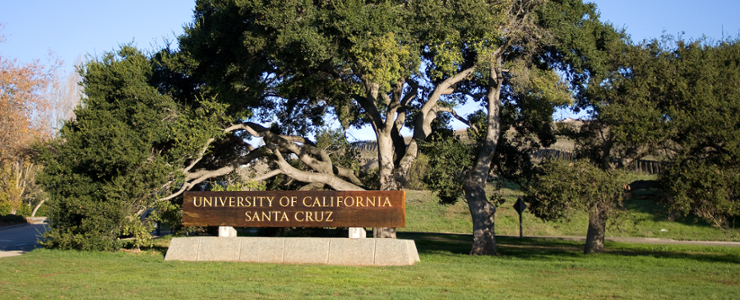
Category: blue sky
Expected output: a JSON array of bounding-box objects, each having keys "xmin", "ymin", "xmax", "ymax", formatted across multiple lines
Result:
[{"xmin": 2, "ymin": 0, "xmax": 739, "ymax": 140}]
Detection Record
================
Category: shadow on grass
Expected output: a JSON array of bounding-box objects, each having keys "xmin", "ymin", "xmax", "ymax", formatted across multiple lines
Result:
[{"xmin": 399, "ymin": 232, "xmax": 740, "ymax": 264}]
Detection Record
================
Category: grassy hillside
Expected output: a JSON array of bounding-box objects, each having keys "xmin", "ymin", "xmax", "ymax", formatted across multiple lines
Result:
[{"xmin": 400, "ymin": 179, "xmax": 740, "ymax": 242}]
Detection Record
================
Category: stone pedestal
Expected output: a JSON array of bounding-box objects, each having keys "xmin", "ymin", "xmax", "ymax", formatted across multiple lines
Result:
[
  {"xmin": 218, "ymin": 226, "xmax": 236, "ymax": 237},
  {"xmin": 348, "ymin": 227, "xmax": 366, "ymax": 239},
  {"xmin": 165, "ymin": 237, "xmax": 420, "ymax": 266}
]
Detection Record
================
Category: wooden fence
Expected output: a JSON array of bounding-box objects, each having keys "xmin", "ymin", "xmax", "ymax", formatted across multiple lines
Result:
[{"xmin": 532, "ymin": 149, "xmax": 662, "ymax": 175}]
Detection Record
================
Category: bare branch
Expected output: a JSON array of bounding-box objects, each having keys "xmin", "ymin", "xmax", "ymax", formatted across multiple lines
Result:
[
  {"xmin": 437, "ymin": 106, "xmax": 478, "ymax": 134},
  {"xmin": 250, "ymin": 169, "xmax": 283, "ymax": 182},
  {"xmin": 273, "ymin": 149, "xmax": 365, "ymax": 191},
  {"xmin": 184, "ymin": 138, "xmax": 215, "ymax": 172},
  {"xmin": 415, "ymin": 66, "xmax": 477, "ymax": 140}
]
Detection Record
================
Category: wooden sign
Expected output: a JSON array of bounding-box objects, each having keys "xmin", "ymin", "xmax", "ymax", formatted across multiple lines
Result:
[{"xmin": 182, "ymin": 191, "xmax": 405, "ymax": 228}]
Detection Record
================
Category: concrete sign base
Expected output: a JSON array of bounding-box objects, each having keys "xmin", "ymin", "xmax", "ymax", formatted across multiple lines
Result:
[{"xmin": 164, "ymin": 237, "xmax": 420, "ymax": 266}]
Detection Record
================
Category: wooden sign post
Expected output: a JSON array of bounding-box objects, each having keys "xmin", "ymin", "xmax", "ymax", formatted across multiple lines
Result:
[{"xmin": 182, "ymin": 190, "xmax": 405, "ymax": 228}]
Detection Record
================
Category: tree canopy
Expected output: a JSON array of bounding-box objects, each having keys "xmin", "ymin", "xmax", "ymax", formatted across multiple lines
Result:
[
  {"xmin": 38, "ymin": 47, "xmax": 224, "ymax": 250},
  {"xmin": 38, "ymin": 0, "xmax": 647, "ymax": 252}
]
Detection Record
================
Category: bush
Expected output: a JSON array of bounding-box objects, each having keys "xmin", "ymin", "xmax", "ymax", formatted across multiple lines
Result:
[
  {"xmin": 37, "ymin": 47, "xmax": 221, "ymax": 251},
  {"xmin": 359, "ymin": 167, "xmax": 380, "ymax": 190},
  {"xmin": 0, "ymin": 214, "xmax": 27, "ymax": 224},
  {"xmin": 14, "ymin": 204, "xmax": 32, "ymax": 217},
  {"xmin": 0, "ymin": 202, "xmax": 10, "ymax": 216},
  {"xmin": 404, "ymin": 153, "xmax": 429, "ymax": 190}
]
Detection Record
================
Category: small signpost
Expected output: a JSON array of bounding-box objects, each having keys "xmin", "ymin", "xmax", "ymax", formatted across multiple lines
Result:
[{"xmin": 513, "ymin": 198, "xmax": 527, "ymax": 238}]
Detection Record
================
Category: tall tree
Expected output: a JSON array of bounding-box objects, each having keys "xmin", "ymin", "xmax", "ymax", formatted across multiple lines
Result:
[
  {"xmin": 651, "ymin": 38, "xmax": 740, "ymax": 229},
  {"xmin": 523, "ymin": 0, "xmax": 641, "ymax": 254},
  {"xmin": 526, "ymin": 159, "xmax": 628, "ymax": 254},
  {"xmin": 0, "ymin": 38, "xmax": 58, "ymax": 163},
  {"xmin": 0, "ymin": 27, "xmax": 65, "ymax": 215},
  {"xmin": 176, "ymin": 0, "xmax": 573, "ymax": 245},
  {"xmin": 38, "ymin": 47, "xmax": 225, "ymax": 250}
]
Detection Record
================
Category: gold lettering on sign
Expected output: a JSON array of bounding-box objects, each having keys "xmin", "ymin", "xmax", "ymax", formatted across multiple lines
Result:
[
  {"xmin": 279, "ymin": 196, "xmax": 290, "ymax": 207},
  {"xmin": 185, "ymin": 191, "xmax": 404, "ymax": 227}
]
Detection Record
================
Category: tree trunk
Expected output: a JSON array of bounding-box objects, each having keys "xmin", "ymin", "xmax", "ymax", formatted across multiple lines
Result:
[
  {"xmin": 463, "ymin": 66, "xmax": 502, "ymax": 255},
  {"xmin": 584, "ymin": 207, "xmax": 606, "ymax": 254},
  {"xmin": 373, "ymin": 130, "xmax": 397, "ymax": 238},
  {"xmin": 31, "ymin": 199, "xmax": 45, "ymax": 217},
  {"xmin": 394, "ymin": 140, "xmax": 418, "ymax": 188},
  {"xmin": 465, "ymin": 183, "xmax": 497, "ymax": 255}
]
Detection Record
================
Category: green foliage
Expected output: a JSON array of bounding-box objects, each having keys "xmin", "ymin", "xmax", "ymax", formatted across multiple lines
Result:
[
  {"xmin": 577, "ymin": 35, "xmax": 740, "ymax": 229},
  {"xmin": 315, "ymin": 127, "xmax": 361, "ymax": 175},
  {"xmin": 421, "ymin": 134, "xmax": 475, "ymax": 204},
  {"xmin": 404, "ymin": 153, "xmax": 429, "ymax": 190},
  {"xmin": 210, "ymin": 180, "xmax": 267, "ymax": 192},
  {"xmin": 526, "ymin": 159, "xmax": 628, "ymax": 223},
  {"xmin": 14, "ymin": 203, "xmax": 32, "ymax": 217},
  {"xmin": 37, "ymin": 46, "xmax": 224, "ymax": 251},
  {"xmin": 121, "ymin": 215, "xmax": 155, "ymax": 250},
  {"xmin": 537, "ymin": 0, "xmax": 625, "ymax": 108},
  {"xmin": 359, "ymin": 167, "xmax": 380, "ymax": 191},
  {"xmin": 0, "ymin": 201, "xmax": 10, "ymax": 215},
  {"xmin": 649, "ymin": 38, "xmax": 740, "ymax": 229},
  {"xmin": 662, "ymin": 159, "xmax": 740, "ymax": 229},
  {"xmin": 350, "ymin": 32, "xmax": 416, "ymax": 94}
]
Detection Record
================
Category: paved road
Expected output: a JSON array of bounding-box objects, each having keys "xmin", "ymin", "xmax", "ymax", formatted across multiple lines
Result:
[{"xmin": 0, "ymin": 223, "xmax": 48, "ymax": 258}]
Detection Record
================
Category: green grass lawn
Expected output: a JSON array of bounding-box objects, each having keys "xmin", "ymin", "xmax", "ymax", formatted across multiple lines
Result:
[{"xmin": 2, "ymin": 234, "xmax": 739, "ymax": 299}]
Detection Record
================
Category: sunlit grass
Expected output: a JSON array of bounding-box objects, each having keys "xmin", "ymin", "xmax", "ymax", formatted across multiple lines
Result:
[{"xmin": 1, "ymin": 233, "xmax": 738, "ymax": 299}]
